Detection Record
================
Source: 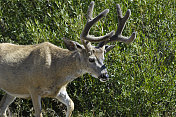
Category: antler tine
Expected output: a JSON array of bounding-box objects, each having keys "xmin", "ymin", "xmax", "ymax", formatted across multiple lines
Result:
[
  {"xmin": 110, "ymin": 4, "xmax": 136, "ymax": 44},
  {"xmin": 80, "ymin": 1, "xmax": 115, "ymax": 43},
  {"xmin": 98, "ymin": 4, "xmax": 136, "ymax": 47},
  {"xmin": 116, "ymin": 4, "xmax": 130, "ymax": 35},
  {"xmin": 87, "ymin": 1, "xmax": 94, "ymax": 21}
]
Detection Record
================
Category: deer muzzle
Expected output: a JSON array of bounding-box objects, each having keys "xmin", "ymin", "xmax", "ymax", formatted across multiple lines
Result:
[
  {"xmin": 98, "ymin": 65, "xmax": 109, "ymax": 82},
  {"xmin": 98, "ymin": 73, "xmax": 109, "ymax": 82}
]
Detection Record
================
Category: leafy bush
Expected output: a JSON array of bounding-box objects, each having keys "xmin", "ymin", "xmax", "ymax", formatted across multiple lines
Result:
[{"xmin": 0, "ymin": 0, "xmax": 175, "ymax": 116}]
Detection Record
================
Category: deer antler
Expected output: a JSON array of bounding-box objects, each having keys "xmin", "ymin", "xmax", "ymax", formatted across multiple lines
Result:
[
  {"xmin": 99, "ymin": 4, "xmax": 136, "ymax": 47},
  {"xmin": 80, "ymin": 1, "xmax": 115, "ymax": 43}
]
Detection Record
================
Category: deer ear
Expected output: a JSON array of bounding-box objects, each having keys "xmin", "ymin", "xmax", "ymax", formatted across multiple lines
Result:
[
  {"xmin": 105, "ymin": 45, "xmax": 115, "ymax": 53},
  {"xmin": 63, "ymin": 39, "xmax": 84, "ymax": 51}
]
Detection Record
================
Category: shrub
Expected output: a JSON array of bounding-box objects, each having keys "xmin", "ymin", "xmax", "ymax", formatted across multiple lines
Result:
[{"xmin": 0, "ymin": 0, "xmax": 175, "ymax": 116}]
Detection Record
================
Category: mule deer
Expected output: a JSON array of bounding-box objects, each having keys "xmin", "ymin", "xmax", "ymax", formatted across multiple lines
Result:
[{"xmin": 0, "ymin": 1, "xmax": 136, "ymax": 117}]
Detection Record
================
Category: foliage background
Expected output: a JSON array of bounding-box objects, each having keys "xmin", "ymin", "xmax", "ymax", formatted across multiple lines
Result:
[{"xmin": 0, "ymin": 0, "xmax": 175, "ymax": 116}]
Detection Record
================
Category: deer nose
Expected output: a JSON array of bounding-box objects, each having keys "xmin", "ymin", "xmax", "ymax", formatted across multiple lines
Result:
[{"xmin": 98, "ymin": 73, "xmax": 109, "ymax": 82}]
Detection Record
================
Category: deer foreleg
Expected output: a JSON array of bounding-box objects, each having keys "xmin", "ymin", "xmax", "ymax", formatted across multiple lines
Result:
[
  {"xmin": 56, "ymin": 87, "xmax": 74, "ymax": 117},
  {"xmin": 30, "ymin": 91, "xmax": 42, "ymax": 117},
  {"xmin": 0, "ymin": 94, "xmax": 15, "ymax": 117}
]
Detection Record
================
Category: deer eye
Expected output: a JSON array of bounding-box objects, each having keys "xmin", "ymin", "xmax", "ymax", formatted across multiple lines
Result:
[{"xmin": 89, "ymin": 58, "xmax": 95, "ymax": 63}]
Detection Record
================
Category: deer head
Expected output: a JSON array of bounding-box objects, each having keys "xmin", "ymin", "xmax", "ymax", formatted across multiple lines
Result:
[{"xmin": 64, "ymin": 1, "xmax": 136, "ymax": 82}]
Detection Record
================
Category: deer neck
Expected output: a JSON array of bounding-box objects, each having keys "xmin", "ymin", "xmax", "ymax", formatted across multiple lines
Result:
[{"xmin": 55, "ymin": 50, "xmax": 86, "ymax": 83}]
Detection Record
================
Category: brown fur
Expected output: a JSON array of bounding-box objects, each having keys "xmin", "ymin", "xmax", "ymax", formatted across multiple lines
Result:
[{"xmin": 0, "ymin": 42, "xmax": 82, "ymax": 97}]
